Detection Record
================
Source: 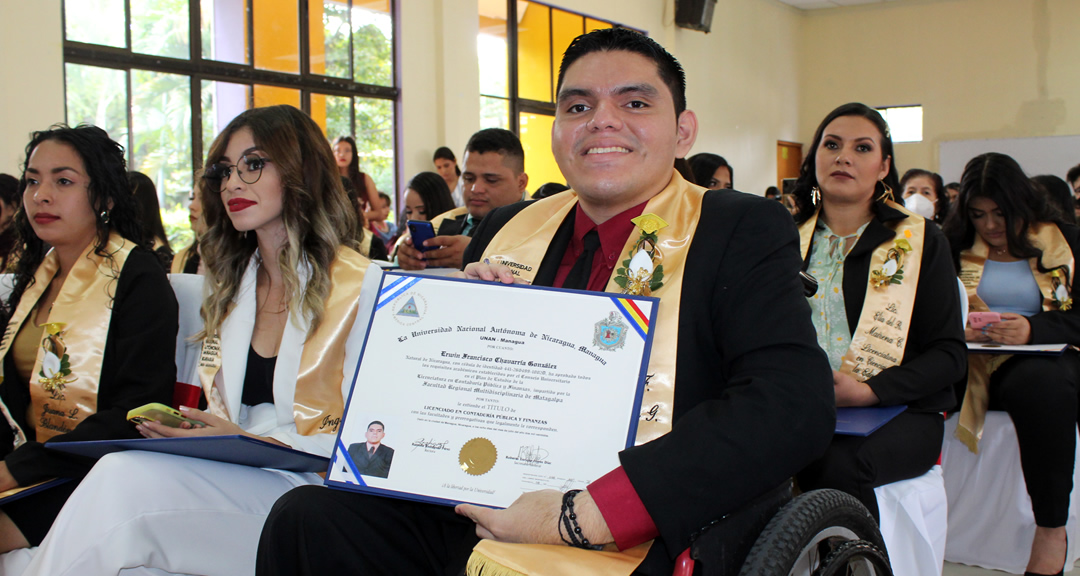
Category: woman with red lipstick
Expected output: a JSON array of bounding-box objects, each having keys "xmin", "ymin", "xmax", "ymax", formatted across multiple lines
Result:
[
  {"xmin": 0, "ymin": 125, "xmax": 177, "ymax": 553},
  {"xmin": 944, "ymin": 152, "xmax": 1080, "ymax": 576},
  {"xmin": 20, "ymin": 105, "xmax": 382, "ymax": 576},
  {"xmin": 791, "ymin": 103, "xmax": 966, "ymax": 525}
]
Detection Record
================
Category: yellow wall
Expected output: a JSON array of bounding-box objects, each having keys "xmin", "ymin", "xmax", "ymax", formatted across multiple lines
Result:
[
  {"xmin": 799, "ymin": 0, "xmax": 1080, "ymax": 177},
  {"xmin": 519, "ymin": 112, "xmax": 561, "ymax": 188}
]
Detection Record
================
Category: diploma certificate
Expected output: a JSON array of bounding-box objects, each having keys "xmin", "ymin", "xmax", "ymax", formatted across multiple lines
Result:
[{"xmin": 326, "ymin": 272, "xmax": 657, "ymax": 508}]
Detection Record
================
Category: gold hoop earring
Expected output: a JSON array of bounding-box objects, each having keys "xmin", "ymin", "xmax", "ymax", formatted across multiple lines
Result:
[
  {"xmin": 811, "ymin": 187, "xmax": 821, "ymax": 206},
  {"xmin": 879, "ymin": 180, "xmax": 895, "ymax": 203}
]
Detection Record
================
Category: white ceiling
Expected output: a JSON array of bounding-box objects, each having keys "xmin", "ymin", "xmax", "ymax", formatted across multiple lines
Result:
[{"xmin": 775, "ymin": 0, "xmax": 903, "ymax": 9}]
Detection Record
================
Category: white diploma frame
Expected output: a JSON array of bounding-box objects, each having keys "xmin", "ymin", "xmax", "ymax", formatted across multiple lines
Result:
[{"xmin": 325, "ymin": 272, "xmax": 657, "ymax": 508}]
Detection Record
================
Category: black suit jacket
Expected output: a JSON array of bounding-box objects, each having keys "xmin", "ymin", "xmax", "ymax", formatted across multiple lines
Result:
[
  {"xmin": 465, "ymin": 189, "xmax": 835, "ymax": 573},
  {"xmin": 347, "ymin": 443, "xmax": 395, "ymax": 479},
  {"xmin": 437, "ymin": 214, "xmax": 469, "ymax": 237}
]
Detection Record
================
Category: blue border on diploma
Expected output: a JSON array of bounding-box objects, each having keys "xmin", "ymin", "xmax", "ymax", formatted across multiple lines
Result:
[{"xmin": 326, "ymin": 271, "xmax": 659, "ymax": 508}]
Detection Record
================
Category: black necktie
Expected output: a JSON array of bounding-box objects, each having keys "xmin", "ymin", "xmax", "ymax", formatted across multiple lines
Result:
[{"xmin": 563, "ymin": 230, "xmax": 601, "ymax": 290}]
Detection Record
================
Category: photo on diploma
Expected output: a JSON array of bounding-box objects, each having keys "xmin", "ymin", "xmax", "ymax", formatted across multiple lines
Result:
[{"xmin": 325, "ymin": 272, "xmax": 658, "ymax": 508}]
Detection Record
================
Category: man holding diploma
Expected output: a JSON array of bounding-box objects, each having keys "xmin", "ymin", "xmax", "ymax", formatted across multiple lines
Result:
[{"xmin": 258, "ymin": 28, "xmax": 835, "ymax": 576}]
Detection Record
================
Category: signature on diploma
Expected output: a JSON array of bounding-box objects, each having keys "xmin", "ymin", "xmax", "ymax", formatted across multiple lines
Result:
[
  {"xmin": 411, "ymin": 438, "xmax": 450, "ymax": 452},
  {"xmin": 517, "ymin": 445, "xmax": 550, "ymax": 463}
]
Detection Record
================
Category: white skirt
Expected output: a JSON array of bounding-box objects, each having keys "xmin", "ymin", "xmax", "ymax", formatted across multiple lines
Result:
[{"xmin": 17, "ymin": 451, "xmax": 320, "ymax": 576}]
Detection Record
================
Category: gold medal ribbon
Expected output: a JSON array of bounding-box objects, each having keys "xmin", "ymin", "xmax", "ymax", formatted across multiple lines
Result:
[
  {"xmin": 798, "ymin": 201, "xmax": 924, "ymax": 382},
  {"xmin": 198, "ymin": 246, "xmax": 371, "ymax": 435},
  {"xmin": 956, "ymin": 222, "xmax": 1074, "ymax": 452},
  {"xmin": 0, "ymin": 233, "xmax": 132, "ymax": 443},
  {"xmin": 471, "ymin": 172, "xmax": 705, "ymax": 576}
]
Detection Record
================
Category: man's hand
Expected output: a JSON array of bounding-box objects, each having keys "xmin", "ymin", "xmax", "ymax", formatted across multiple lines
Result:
[
  {"xmin": 985, "ymin": 313, "xmax": 1032, "ymax": 345},
  {"xmin": 455, "ymin": 489, "xmax": 613, "ymax": 546},
  {"xmin": 462, "ymin": 261, "xmax": 522, "ymax": 284},
  {"xmin": 396, "ymin": 237, "xmax": 427, "ymax": 271},
  {"xmin": 420, "ymin": 235, "xmax": 471, "ymax": 270},
  {"xmin": 832, "ymin": 370, "xmax": 879, "ymax": 407}
]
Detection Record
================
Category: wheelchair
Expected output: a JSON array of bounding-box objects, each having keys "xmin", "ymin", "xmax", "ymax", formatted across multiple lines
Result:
[{"xmin": 673, "ymin": 483, "xmax": 893, "ymax": 576}]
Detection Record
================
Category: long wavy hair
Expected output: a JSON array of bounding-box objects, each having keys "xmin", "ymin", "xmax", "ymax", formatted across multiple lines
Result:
[
  {"xmin": 333, "ymin": 136, "xmax": 368, "ymax": 208},
  {"xmin": 942, "ymin": 152, "xmax": 1059, "ymax": 267},
  {"xmin": 792, "ymin": 103, "xmax": 902, "ymax": 225},
  {"xmin": 6, "ymin": 125, "xmax": 144, "ymax": 317},
  {"xmin": 200, "ymin": 105, "xmax": 358, "ymax": 339}
]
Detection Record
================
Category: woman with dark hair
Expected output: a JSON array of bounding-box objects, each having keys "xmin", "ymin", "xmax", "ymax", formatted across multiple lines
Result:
[
  {"xmin": 433, "ymin": 146, "xmax": 462, "ymax": 204},
  {"xmin": 792, "ymin": 103, "xmax": 965, "ymax": 522},
  {"xmin": 171, "ymin": 184, "xmax": 207, "ymax": 274},
  {"xmin": 944, "ymin": 153, "xmax": 1079, "ymax": 576},
  {"xmin": 0, "ymin": 174, "xmax": 22, "ymax": 271},
  {"xmin": 900, "ymin": 168, "xmax": 948, "ymax": 224},
  {"xmin": 1032, "ymin": 174, "xmax": 1077, "ymax": 226},
  {"xmin": 0, "ymin": 125, "xmax": 176, "ymax": 552},
  {"xmin": 332, "ymin": 135, "xmax": 378, "ymax": 217},
  {"xmin": 22, "ymin": 106, "xmax": 382, "ymax": 575},
  {"xmin": 401, "ymin": 171, "xmax": 456, "ymax": 224},
  {"xmin": 687, "ymin": 152, "xmax": 732, "ymax": 189},
  {"xmin": 128, "ymin": 171, "xmax": 174, "ymax": 268}
]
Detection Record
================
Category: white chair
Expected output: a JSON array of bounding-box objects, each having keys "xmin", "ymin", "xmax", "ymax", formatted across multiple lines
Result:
[
  {"xmin": 169, "ymin": 273, "xmax": 205, "ymax": 407},
  {"xmin": 942, "ymin": 412, "xmax": 1080, "ymax": 573},
  {"xmin": 875, "ymin": 466, "xmax": 948, "ymax": 576}
]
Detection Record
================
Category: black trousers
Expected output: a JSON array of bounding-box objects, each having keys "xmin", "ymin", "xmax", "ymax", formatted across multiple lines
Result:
[
  {"xmin": 988, "ymin": 352, "xmax": 1080, "ymax": 528},
  {"xmin": 796, "ymin": 410, "xmax": 943, "ymax": 521}
]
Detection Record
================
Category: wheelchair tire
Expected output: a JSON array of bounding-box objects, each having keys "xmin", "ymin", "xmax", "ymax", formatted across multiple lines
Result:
[
  {"xmin": 817, "ymin": 540, "xmax": 892, "ymax": 576},
  {"xmin": 736, "ymin": 489, "xmax": 887, "ymax": 576}
]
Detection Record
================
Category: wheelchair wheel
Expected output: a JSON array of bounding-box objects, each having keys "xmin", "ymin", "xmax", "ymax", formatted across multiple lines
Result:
[
  {"xmin": 816, "ymin": 540, "xmax": 891, "ymax": 576},
  {"xmin": 736, "ymin": 489, "xmax": 888, "ymax": 576}
]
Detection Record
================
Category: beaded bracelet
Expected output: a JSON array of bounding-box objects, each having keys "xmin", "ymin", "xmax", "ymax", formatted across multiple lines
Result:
[{"xmin": 558, "ymin": 489, "xmax": 604, "ymax": 550}]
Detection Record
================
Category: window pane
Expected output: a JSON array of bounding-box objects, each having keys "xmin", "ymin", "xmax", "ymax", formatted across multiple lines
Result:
[
  {"xmin": 201, "ymin": 79, "xmax": 250, "ymax": 156},
  {"xmin": 310, "ymin": 94, "xmax": 352, "ymax": 141},
  {"xmin": 879, "ymin": 106, "xmax": 923, "ymax": 143},
  {"xmin": 517, "ymin": 2, "xmax": 551, "ymax": 102},
  {"xmin": 253, "ymin": 0, "xmax": 299, "ymax": 73},
  {"xmin": 65, "ymin": 64, "xmax": 128, "ymax": 145},
  {"xmin": 65, "ymin": 0, "xmax": 126, "ymax": 48},
  {"xmin": 585, "ymin": 18, "xmax": 611, "ymax": 33},
  {"xmin": 519, "ymin": 112, "xmax": 562, "ymax": 192},
  {"xmin": 253, "ymin": 85, "xmax": 301, "ymax": 108},
  {"xmin": 480, "ymin": 96, "xmax": 509, "ymax": 131},
  {"xmin": 311, "ymin": 0, "xmax": 351, "ymax": 78},
  {"xmin": 478, "ymin": 0, "xmax": 508, "ymax": 98},
  {"xmin": 551, "ymin": 9, "xmax": 583, "ymax": 92},
  {"xmin": 352, "ymin": 1, "xmax": 393, "ymax": 86},
  {"xmin": 131, "ymin": 70, "xmax": 193, "ymax": 212},
  {"xmin": 354, "ymin": 97, "xmax": 395, "ymax": 195},
  {"xmin": 132, "ymin": 0, "xmax": 190, "ymax": 59},
  {"xmin": 201, "ymin": 0, "xmax": 249, "ymax": 64}
]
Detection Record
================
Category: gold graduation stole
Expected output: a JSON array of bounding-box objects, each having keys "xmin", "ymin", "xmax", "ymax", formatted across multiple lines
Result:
[
  {"xmin": 798, "ymin": 201, "xmax": 925, "ymax": 381},
  {"xmin": 171, "ymin": 243, "xmax": 195, "ymax": 274},
  {"xmin": 429, "ymin": 206, "xmax": 469, "ymax": 234},
  {"xmin": 0, "ymin": 233, "xmax": 133, "ymax": 443},
  {"xmin": 468, "ymin": 172, "xmax": 704, "ymax": 576},
  {"xmin": 197, "ymin": 246, "xmax": 371, "ymax": 436},
  {"xmin": 955, "ymin": 223, "xmax": 1074, "ymax": 452}
]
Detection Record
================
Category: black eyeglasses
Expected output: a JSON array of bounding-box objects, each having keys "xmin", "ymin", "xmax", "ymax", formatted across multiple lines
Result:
[{"xmin": 204, "ymin": 155, "xmax": 272, "ymax": 188}]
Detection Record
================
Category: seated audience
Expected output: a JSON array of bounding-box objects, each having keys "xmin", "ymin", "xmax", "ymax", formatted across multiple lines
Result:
[
  {"xmin": 900, "ymin": 168, "xmax": 948, "ymax": 224},
  {"xmin": 687, "ymin": 152, "xmax": 733, "ymax": 189},
  {"xmin": 333, "ymin": 135, "xmax": 378, "ymax": 217},
  {"xmin": 945, "ymin": 181, "xmax": 961, "ymax": 205},
  {"xmin": 433, "ymin": 146, "xmax": 463, "ymax": 206},
  {"xmin": 1068, "ymin": 163, "xmax": 1080, "ymax": 200},
  {"xmin": 944, "ymin": 152, "xmax": 1080, "ymax": 576},
  {"xmin": 0, "ymin": 174, "xmax": 22, "ymax": 272},
  {"xmin": 341, "ymin": 177, "xmax": 387, "ymax": 261},
  {"xmin": 765, "ymin": 185, "xmax": 780, "ymax": 200},
  {"xmin": 1033, "ymin": 174, "xmax": 1077, "ymax": 226},
  {"xmin": 397, "ymin": 128, "xmax": 528, "ymax": 271},
  {"xmin": 792, "ymin": 103, "xmax": 965, "ymax": 522},
  {"xmin": 257, "ymin": 28, "xmax": 833, "ymax": 576},
  {"xmin": 0, "ymin": 125, "xmax": 177, "ymax": 553},
  {"xmin": 171, "ymin": 185, "xmax": 207, "ymax": 274},
  {"xmin": 401, "ymin": 171, "xmax": 456, "ymax": 224},
  {"xmin": 368, "ymin": 191, "xmax": 398, "ymax": 246},
  {"xmin": 532, "ymin": 181, "xmax": 570, "ymax": 200},
  {"xmin": 17, "ymin": 105, "xmax": 381, "ymax": 575},
  {"xmin": 129, "ymin": 171, "xmax": 174, "ymax": 268}
]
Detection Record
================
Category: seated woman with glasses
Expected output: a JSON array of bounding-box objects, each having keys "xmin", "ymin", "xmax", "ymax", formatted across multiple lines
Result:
[
  {"xmin": 0, "ymin": 125, "xmax": 177, "ymax": 554},
  {"xmin": 18, "ymin": 105, "xmax": 383, "ymax": 576}
]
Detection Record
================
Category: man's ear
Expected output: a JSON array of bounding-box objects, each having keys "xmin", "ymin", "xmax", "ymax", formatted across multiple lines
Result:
[
  {"xmin": 675, "ymin": 110, "xmax": 698, "ymax": 159},
  {"xmin": 517, "ymin": 172, "xmax": 529, "ymax": 195}
]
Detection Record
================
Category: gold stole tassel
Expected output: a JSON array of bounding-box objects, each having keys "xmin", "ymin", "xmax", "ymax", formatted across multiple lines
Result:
[
  {"xmin": 0, "ymin": 233, "xmax": 132, "ymax": 442},
  {"xmin": 474, "ymin": 172, "xmax": 706, "ymax": 576},
  {"xmin": 957, "ymin": 223, "xmax": 1074, "ymax": 451},
  {"xmin": 798, "ymin": 202, "xmax": 925, "ymax": 381}
]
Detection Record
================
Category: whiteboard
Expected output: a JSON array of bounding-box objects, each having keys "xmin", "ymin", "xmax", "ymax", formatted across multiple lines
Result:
[{"xmin": 939, "ymin": 135, "xmax": 1080, "ymax": 185}]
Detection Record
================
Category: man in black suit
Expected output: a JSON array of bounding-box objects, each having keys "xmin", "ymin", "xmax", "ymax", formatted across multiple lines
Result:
[
  {"xmin": 258, "ymin": 28, "xmax": 833, "ymax": 576},
  {"xmin": 346, "ymin": 421, "xmax": 394, "ymax": 479}
]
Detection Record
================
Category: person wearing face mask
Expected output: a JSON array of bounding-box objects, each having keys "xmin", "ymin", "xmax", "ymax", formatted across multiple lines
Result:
[
  {"xmin": 792, "ymin": 103, "xmax": 965, "ymax": 525},
  {"xmin": 944, "ymin": 152, "xmax": 1080, "ymax": 576},
  {"xmin": 900, "ymin": 168, "xmax": 947, "ymax": 224}
]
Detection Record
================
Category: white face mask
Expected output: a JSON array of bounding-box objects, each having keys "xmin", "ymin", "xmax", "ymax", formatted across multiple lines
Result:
[{"xmin": 904, "ymin": 193, "xmax": 936, "ymax": 220}]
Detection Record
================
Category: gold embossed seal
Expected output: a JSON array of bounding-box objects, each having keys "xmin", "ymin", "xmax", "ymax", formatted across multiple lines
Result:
[{"xmin": 459, "ymin": 437, "xmax": 497, "ymax": 476}]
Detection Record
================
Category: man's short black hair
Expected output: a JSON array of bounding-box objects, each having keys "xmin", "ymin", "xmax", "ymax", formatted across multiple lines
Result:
[
  {"xmin": 464, "ymin": 128, "xmax": 525, "ymax": 174},
  {"xmin": 367, "ymin": 421, "xmax": 385, "ymax": 431},
  {"xmin": 1068, "ymin": 163, "xmax": 1080, "ymax": 186},
  {"xmin": 556, "ymin": 28, "xmax": 686, "ymax": 117}
]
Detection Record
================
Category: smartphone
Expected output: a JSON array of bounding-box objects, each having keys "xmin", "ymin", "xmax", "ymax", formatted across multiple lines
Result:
[
  {"xmin": 127, "ymin": 402, "xmax": 207, "ymax": 428},
  {"xmin": 968, "ymin": 312, "xmax": 1002, "ymax": 329},
  {"xmin": 407, "ymin": 220, "xmax": 437, "ymax": 252}
]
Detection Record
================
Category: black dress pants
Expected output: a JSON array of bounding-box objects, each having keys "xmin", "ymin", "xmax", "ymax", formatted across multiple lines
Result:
[
  {"xmin": 796, "ymin": 410, "xmax": 944, "ymax": 521},
  {"xmin": 988, "ymin": 352, "xmax": 1080, "ymax": 528}
]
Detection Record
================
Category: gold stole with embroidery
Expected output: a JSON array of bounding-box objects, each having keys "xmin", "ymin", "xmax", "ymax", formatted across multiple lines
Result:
[
  {"xmin": 798, "ymin": 202, "xmax": 925, "ymax": 381},
  {"xmin": 0, "ymin": 233, "xmax": 133, "ymax": 443},
  {"xmin": 467, "ymin": 172, "xmax": 704, "ymax": 576},
  {"xmin": 197, "ymin": 246, "xmax": 371, "ymax": 435},
  {"xmin": 956, "ymin": 223, "xmax": 1074, "ymax": 452}
]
